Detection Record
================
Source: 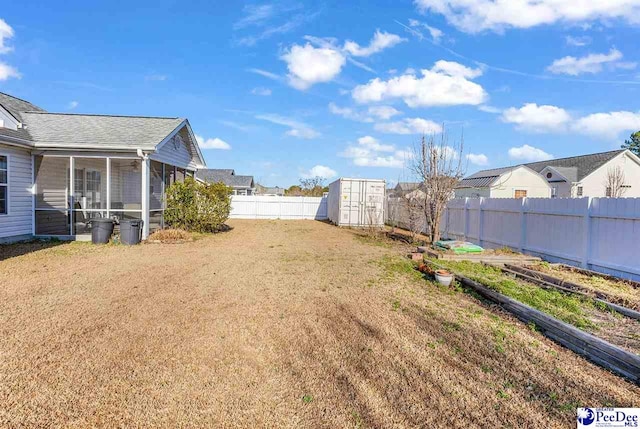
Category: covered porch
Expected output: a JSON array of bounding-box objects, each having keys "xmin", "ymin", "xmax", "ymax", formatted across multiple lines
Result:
[{"xmin": 33, "ymin": 153, "xmax": 195, "ymax": 240}]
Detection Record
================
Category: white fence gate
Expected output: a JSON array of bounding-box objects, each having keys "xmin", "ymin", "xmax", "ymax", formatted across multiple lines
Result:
[
  {"xmin": 230, "ymin": 195, "xmax": 328, "ymax": 220},
  {"xmin": 388, "ymin": 197, "xmax": 640, "ymax": 281}
]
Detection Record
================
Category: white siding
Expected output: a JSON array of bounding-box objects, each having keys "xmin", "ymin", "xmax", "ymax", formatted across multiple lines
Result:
[
  {"xmin": 490, "ymin": 166, "xmax": 551, "ymax": 198},
  {"xmin": 579, "ymin": 152, "xmax": 640, "ymax": 198},
  {"xmin": 150, "ymin": 127, "xmax": 197, "ymax": 170},
  {"xmin": 0, "ymin": 143, "xmax": 33, "ymax": 241}
]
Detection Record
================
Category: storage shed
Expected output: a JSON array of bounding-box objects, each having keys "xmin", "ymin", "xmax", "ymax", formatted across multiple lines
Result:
[{"xmin": 328, "ymin": 178, "xmax": 385, "ymax": 227}]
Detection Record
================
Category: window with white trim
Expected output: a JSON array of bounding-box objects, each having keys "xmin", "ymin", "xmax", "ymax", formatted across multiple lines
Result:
[{"xmin": 0, "ymin": 155, "xmax": 7, "ymax": 215}]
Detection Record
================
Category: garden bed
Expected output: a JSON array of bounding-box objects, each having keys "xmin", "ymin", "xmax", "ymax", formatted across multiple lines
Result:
[{"xmin": 523, "ymin": 262, "xmax": 640, "ymax": 311}]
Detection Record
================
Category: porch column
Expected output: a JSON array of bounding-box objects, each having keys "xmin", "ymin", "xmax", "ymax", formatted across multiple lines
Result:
[{"xmin": 141, "ymin": 155, "xmax": 150, "ymax": 239}]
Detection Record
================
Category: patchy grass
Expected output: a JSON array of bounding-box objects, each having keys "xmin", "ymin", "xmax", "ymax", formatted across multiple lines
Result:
[
  {"xmin": 527, "ymin": 263, "xmax": 640, "ymax": 310},
  {"xmin": 0, "ymin": 220, "xmax": 638, "ymax": 427},
  {"xmin": 431, "ymin": 259, "xmax": 600, "ymax": 330}
]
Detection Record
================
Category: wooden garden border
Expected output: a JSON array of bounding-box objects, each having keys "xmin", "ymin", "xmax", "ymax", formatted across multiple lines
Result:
[{"xmin": 427, "ymin": 261, "xmax": 640, "ymax": 385}]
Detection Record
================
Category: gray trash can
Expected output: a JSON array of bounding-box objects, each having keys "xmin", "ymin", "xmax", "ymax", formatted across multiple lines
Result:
[
  {"xmin": 90, "ymin": 218, "xmax": 115, "ymax": 244},
  {"xmin": 119, "ymin": 219, "xmax": 144, "ymax": 245}
]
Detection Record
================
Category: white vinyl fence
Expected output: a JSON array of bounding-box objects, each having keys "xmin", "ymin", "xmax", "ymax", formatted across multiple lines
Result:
[
  {"xmin": 230, "ymin": 195, "xmax": 328, "ymax": 220},
  {"xmin": 388, "ymin": 197, "xmax": 640, "ymax": 281}
]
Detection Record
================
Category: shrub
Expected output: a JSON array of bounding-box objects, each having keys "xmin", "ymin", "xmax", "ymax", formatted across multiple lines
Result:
[{"xmin": 164, "ymin": 178, "xmax": 232, "ymax": 232}]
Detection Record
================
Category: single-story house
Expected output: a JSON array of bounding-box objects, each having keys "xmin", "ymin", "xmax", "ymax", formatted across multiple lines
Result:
[
  {"xmin": 456, "ymin": 149, "xmax": 640, "ymax": 199},
  {"xmin": 255, "ymin": 184, "xmax": 285, "ymax": 196},
  {"xmin": 197, "ymin": 169, "xmax": 255, "ymax": 195},
  {"xmin": 0, "ymin": 91, "xmax": 206, "ymax": 243}
]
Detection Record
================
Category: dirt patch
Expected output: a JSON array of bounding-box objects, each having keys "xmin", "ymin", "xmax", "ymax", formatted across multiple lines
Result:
[{"xmin": 0, "ymin": 220, "xmax": 638, "ymax": 427}]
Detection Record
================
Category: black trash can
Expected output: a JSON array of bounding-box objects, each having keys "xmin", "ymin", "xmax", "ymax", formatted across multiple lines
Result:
[
  {"xmin": 90, "ymin": 218, "xmax": 115, "ymax": 244},
  {"xmin": 119, "ymin": 219, "xmax": 144, "ymax": 245}
]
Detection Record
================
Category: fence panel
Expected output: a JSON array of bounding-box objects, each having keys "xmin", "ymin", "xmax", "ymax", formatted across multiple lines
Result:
[
  {"xmin": 391, "ymin": 196, "xmax": 640, "ymax": 281},
  {"xmin": 230, "ymin": 195, "xmax": 327, "ymax": 220}
]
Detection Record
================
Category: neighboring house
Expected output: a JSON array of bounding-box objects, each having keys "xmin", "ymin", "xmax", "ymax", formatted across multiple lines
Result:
[
  {"xmin": 255, "ymin": 184, "xmax": 285, "ymax": 196},
  {"xmin": 0, "ymin": 91, "xmax": 206, "ymax": 243},
  {"xmin": 456, "ymin": 165, "xmax": 551, "ymax": 199},
  {"xmin": 197, "ymin": 169, "xmax": 255, "ymax": 195},
  {"xmin": 387, "ymin": 182, "xmax": 421, "ymax": 198},
  {"xmin": 456, "ymin": 149, "xmax": 640, "ymax": 199}
]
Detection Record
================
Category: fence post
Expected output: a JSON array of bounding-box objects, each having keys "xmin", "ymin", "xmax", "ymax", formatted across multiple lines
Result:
[
  {"xmin": 478, "ymin": 197, "xmax": 485, "ymax": 247},
  {"xmin": 519, "ymin": 197, "xmax": 528, "ymax": 253},
  {"xmin": 582, "ymin": 197, "xmax": 592, "ymax": 269},
  {"xmin": 463, "ymin": 198, "xmax": 469, "ymax": 242}
]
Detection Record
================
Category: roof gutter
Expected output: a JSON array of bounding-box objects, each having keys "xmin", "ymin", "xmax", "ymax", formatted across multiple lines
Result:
[{"xmin": 0, "ymin": 134, "xmax": 34, "ymax": 148}]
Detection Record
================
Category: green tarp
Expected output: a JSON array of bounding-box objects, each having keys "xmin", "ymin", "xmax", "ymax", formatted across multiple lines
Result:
[{"xmin": 435, "ymin": 240, "xmax": 484, "ymax": 254}]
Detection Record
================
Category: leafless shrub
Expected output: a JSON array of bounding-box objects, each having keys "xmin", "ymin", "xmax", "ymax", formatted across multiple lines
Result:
[
  {"xmin": 604, "ymin": 166, "xmax": 627, "ymax": 198},
  {"xmin": 410, "ymin": 130, "xmax": 466, "ymax": 243}
]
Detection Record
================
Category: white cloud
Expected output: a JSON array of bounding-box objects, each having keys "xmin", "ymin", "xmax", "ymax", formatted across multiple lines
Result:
[
  {"xmin": 565, "ymin": 35, "xmax": 591, "ymax": 47},
  {"xmin": 572, "ymin": 111, "xmax": 640, "ymax": 140},
  {"xmin": 375, "ymin": 117, "xmax": 443, "ymax": 135},
  {"xmin": 343, "ymin": 30, "xmax": 406, "ymax": 57},
  {"xmin": 466, "ymin": 153, "xmax": 489, "ymax": 166},
  {"xmin": 0, "ymin": 62, "xmax": 20, "ymax": 81},
  {"xmin": 281, "ymin": 43, "xmax": 346, "ymax": 90},
  {"xmin": 302, "ymin": 164, "xmax": 337, "ymax": 179},
  {"xmin": 0, "ymin": 19, "xmax": 14, "ymax": 54},
  {"xmin": 352, "ymin": 60, "xmax": 486, "ymax": 108},
  {"xmin": 256, "ymin": 114, "xmax": 320, "ymax": 139},
  {"xmin": 408, "ymin": 19, "xmax": 444, "ymax": 43},
  {"xmin": 247, "ymin": 68, "xmax": 281, "ymax": 80},
  {"xmin": 547, "ymin": 48, "xmax": 636, "ymax": 75},
  {"xmin": 368, "ymin": 105, "xmax": 402, "ymax": 120},
  {"xmin": 478, "ymin": 105, "xmax": 501, "ymax": 113},
  {"xmin": 508, "ymin": 145, "xmax": 553, "ymax": 162},
  {"xmin": 502, "ymin": 103, "xmax": 640, "ymax": 140},
  {"xmin": 67, "ymin": 101, "xmax": 79, "ymax": 110},
  {"xmin": 234, "ymin": 4, "xmax": 276, "ymax": 29},
  {"xmin": 0, "ymin": 19, "xmax": 19, "ymax": 81},
  {"xmin": 328, "ymin": 102, "xmax": 373, "ymax": 122},
  {"xmin": 195, "ymin": 134, "xmax": 232, "ymax": 150},
  {"xmin": 251, "ymin": 87, "xmax": 272, "ymax": 96},
  {"xmin": 414, "ymin": 0, "xmax": 640, "ymax": 33},
  {"xmin": 340, "ymin": 136, "xmax": 410, "ymax": 168},
  {"xmin": 501, "ymin": 103, "xmax": 572, "ymax": 132},
  {"xmin": 357, "ymin": 135, "xmax": 395, "ymax": 152}
]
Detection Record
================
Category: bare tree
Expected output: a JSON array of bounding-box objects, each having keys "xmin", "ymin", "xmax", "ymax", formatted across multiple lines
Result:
[
  {"xmin": 405, "ymin": 193, "xmax": 426, "ymax": 243},
  {"xmin": 604, "ymin": 166, "xmax": 627, "ymax": 198},
  {"xmin": 299, "ymin": 176, "xmax": 327, "ymax": 197},
  {"xmin": 410, "ymin": 131, "xmax": 466, "ymax": 243}
]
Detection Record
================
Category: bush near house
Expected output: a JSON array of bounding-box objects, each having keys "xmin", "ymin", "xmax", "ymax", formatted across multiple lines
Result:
[{"xmin": 164, "ymin": 178, "xmax": 232, "ymax": 232}]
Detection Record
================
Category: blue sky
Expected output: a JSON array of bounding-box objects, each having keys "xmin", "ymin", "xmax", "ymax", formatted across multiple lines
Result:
[{"xmin": 2, "ymin": 1, "xmax": 640, "ymax": 187}]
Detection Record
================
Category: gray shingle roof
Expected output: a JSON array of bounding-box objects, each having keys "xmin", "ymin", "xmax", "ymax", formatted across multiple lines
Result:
[
  {"xmin": 0, "ymin": 92, "xmax": 45, "ymax": 142},
  {"xmin": 21, "ymin": 112, "xmax": 184, "ymax": 150},
  {"xmin": 198, "ymin": 169, "xmax": 254, "ymax": 188},
  {"xmin": 525, "ymin": 150, "xmax": 624, "ymax": 182},
  {"xmin": 395, "ymin": 182, "xmax": 421, "ymax": 191},
  {"xmin": 0, "ymin": 92, "xmax": 45, "ymax": 122},
  {"xmin": 458, "ymin": 149, "xmax": 627, "ymax": 188}
]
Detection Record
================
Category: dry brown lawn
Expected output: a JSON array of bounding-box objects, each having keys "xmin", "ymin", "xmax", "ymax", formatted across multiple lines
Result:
[{"xmin": 0, "ymin": 220, "xmax": 638, "ymax": 428}]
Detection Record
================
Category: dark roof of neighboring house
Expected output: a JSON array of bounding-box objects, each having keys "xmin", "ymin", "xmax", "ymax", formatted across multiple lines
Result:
[
  {"xmin": 525, "ymin": 150, "xmax": 624, "ymax": 182},
  {"xmin": 395, "ymin": 182, "xmax": 421, "ymax": 191},
  {"xmin": 198, "ymin": 168, "xmax": 254, "ymax": 188},
  {"xmin": 458, "ymin": 166, "xmax": 518, "ymax": 188},
  {"xmin": 458, "ymin": 150, "xmax": 627, "ymax": 189}
]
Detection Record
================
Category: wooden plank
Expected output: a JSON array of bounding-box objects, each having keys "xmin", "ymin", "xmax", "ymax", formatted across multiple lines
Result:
[{"xmin": 427, "ymin": 260, "xmax": 640, "ymax": 385}]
